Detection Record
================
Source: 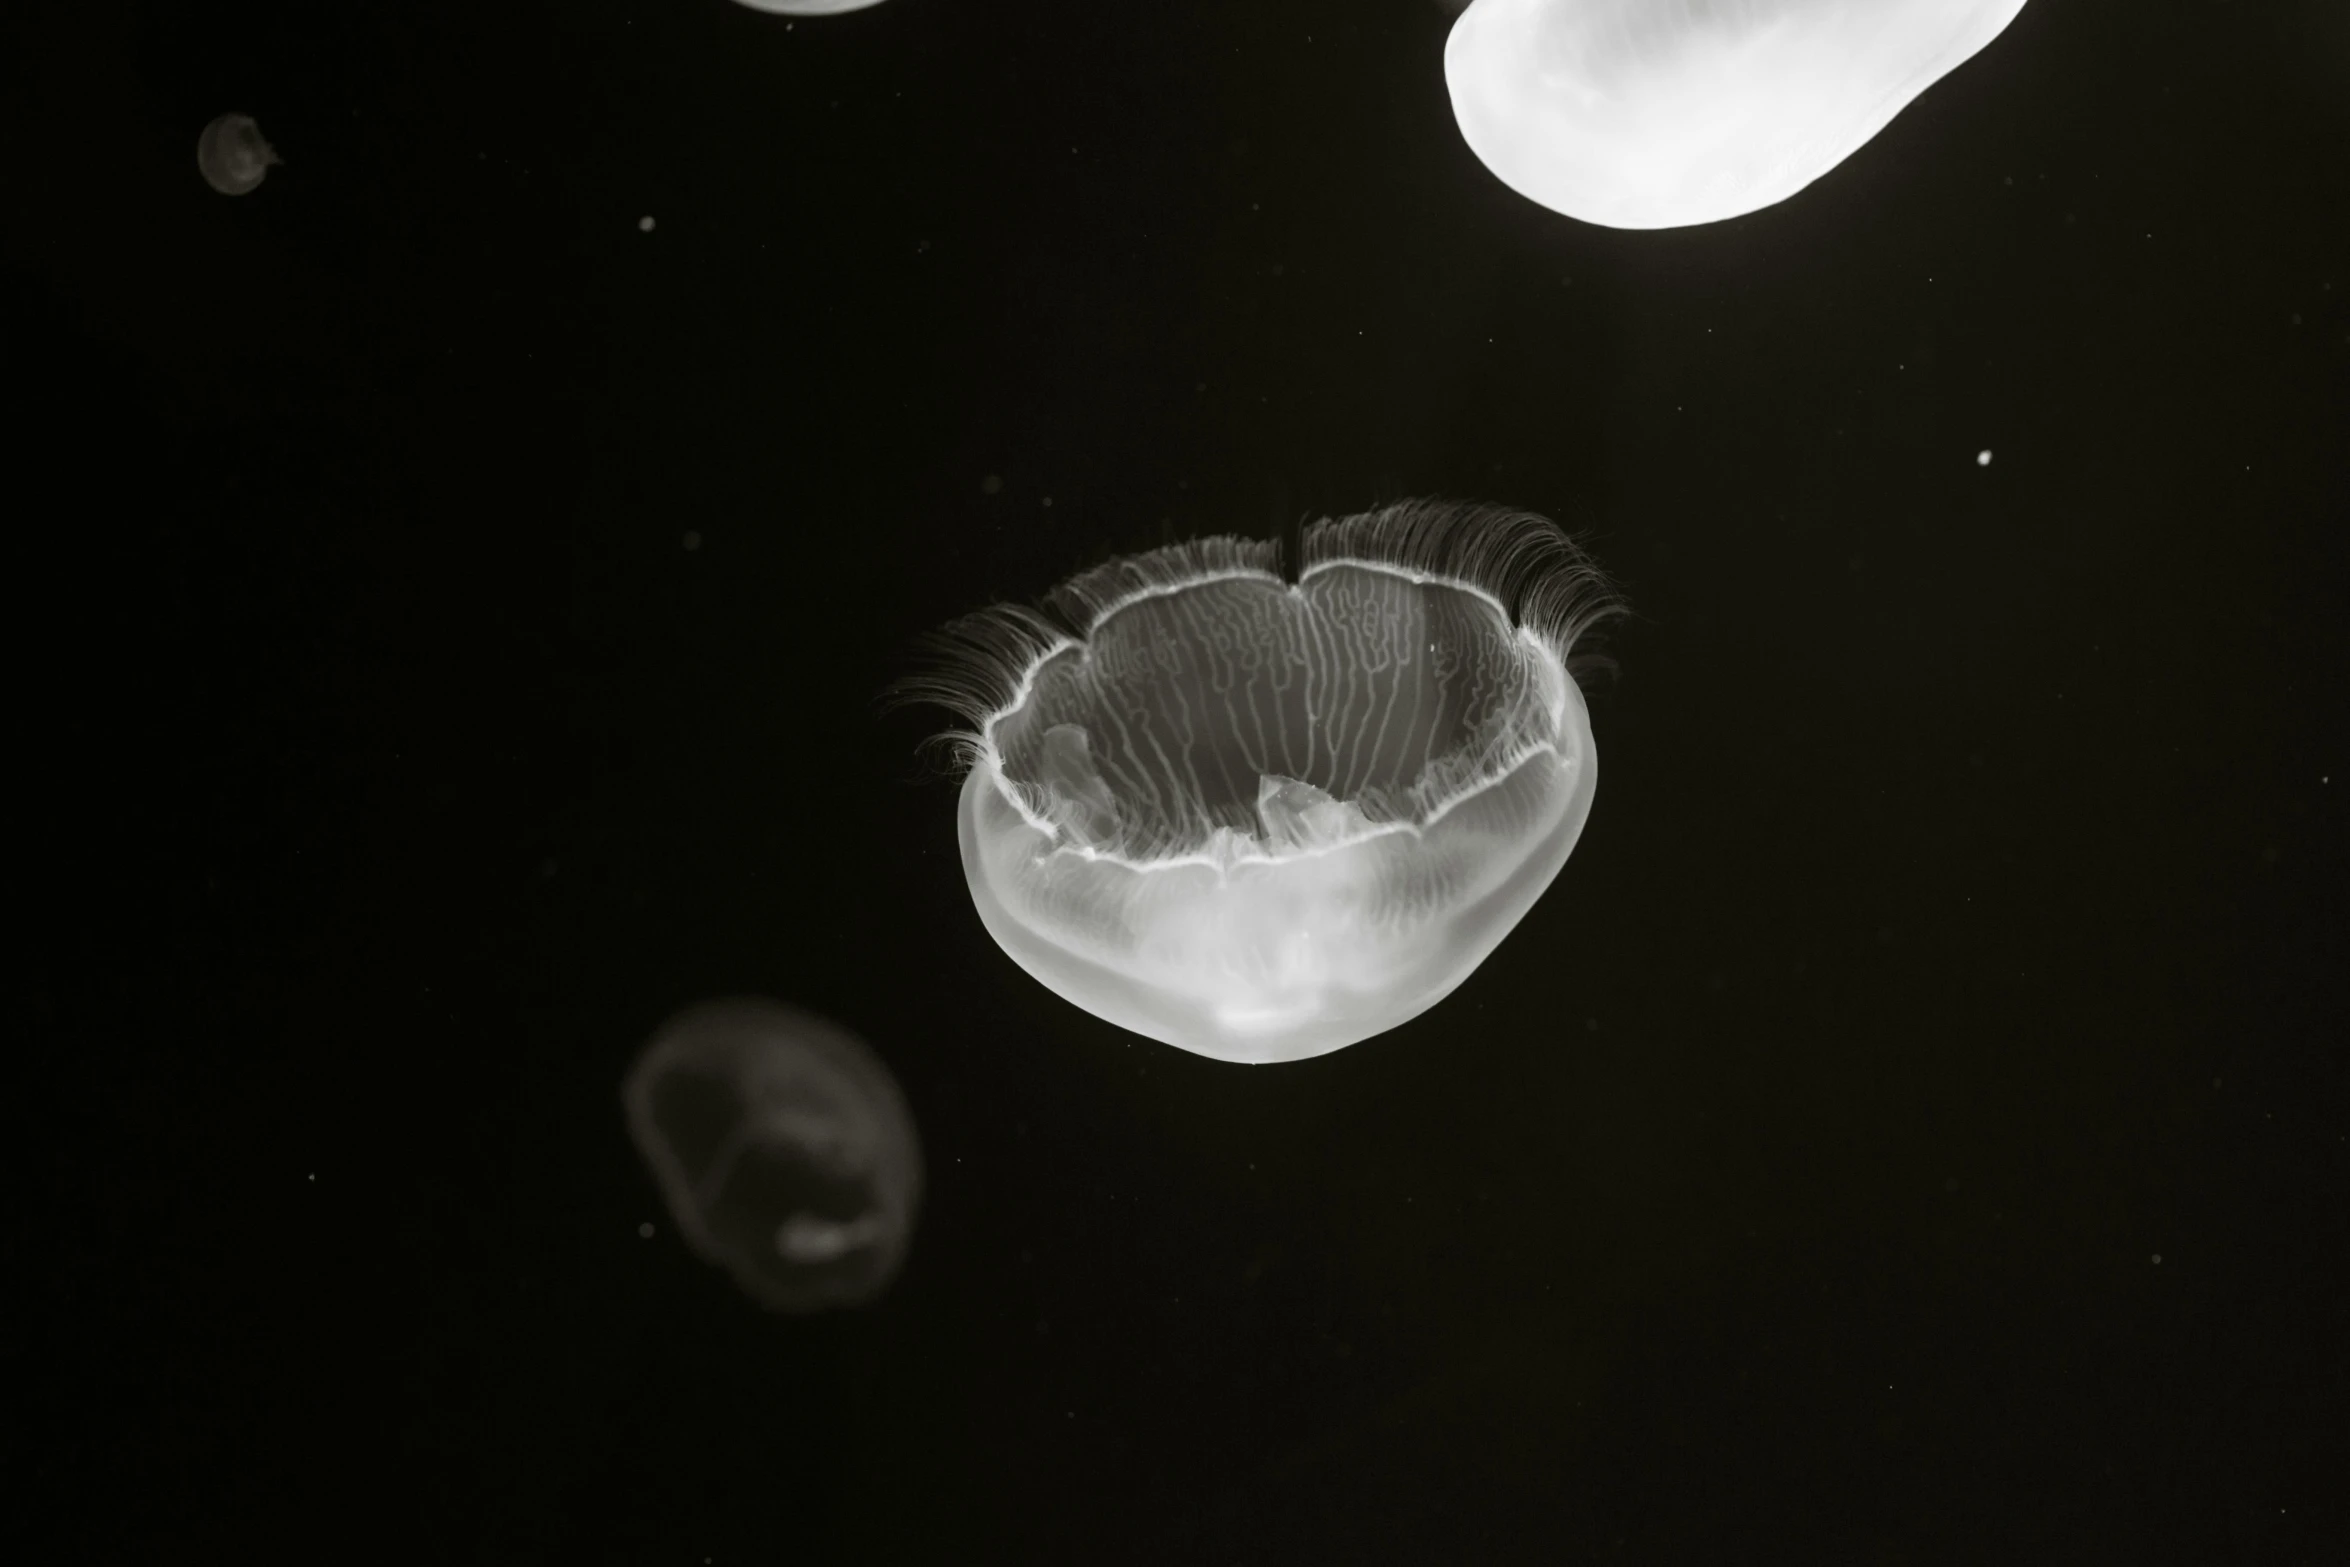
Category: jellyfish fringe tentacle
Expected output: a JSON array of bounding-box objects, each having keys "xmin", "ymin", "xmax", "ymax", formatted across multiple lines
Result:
[{"xmin": 895, "ymin": 499, "xmax": 1625, "ymax": 774}]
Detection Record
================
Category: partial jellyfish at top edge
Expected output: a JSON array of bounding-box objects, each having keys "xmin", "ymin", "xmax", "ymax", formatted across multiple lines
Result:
[
  {"xmin": 196, "ymin": 113, "xmax": 281, "ymax": 197},
  {"xmin": 624, "ymin": 998, "xmax": 922, "ymax": 1313},
  {"xmin": 731, "ymin": 0, "xmax": 893, "ymax": 16},
  {"xmin": 905, "ymin": 500, "xmax": 1626, "ymax": 1066},
  {"xmin": 1444, "ymin": 0, "xmax": 2031, "ymax": 230}
]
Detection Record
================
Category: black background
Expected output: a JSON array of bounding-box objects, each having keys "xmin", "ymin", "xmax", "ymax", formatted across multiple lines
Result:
[{"xmin": 10, "ymin": 1, "xmax": 2347, "ymax": 1562}]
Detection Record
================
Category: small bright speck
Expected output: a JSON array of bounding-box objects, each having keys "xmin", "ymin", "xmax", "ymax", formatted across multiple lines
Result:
[
  {"xmin": 638, "ymin": 1222, "xmax": 655, "ymax": 1239},
  {"xmin": 638, "ymin": 215, "xmax": 656, "ymax": 232},
  {"xmin": 2152, "ymin": 1254, "xmax": 2162, "ymax": 1264},
  {"xmin": 1977, "ymin": 449, "xmax": 1993, "ymax": 466}
]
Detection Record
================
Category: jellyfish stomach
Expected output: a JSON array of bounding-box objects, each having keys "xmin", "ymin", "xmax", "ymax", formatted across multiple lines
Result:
[
  {"xmin": 1136, "ymin": 846, "xmax": 1394, "ymax": 1038},
  {"xmin": 775, "ymin": 1212, "xmax": 885, "ymax": 1264}
]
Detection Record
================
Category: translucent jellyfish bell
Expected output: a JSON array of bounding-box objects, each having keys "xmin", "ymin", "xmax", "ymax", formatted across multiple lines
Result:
[
  {"xmin": 623, "ymin": 999, "xmax": 922, "ymax": 1312},
  {"xmin": 196, "ymin": 113, "xmax": 281, "ymax": 197},
  {"xmin": 731, "ymin": 0, "xmax": 891, "ymax": 15},
  {"xmin": 912, "ymin": 502, "xmax": 1624, "ymax": 1065},
  {"xmin": 1444, "ymin": 0, "xmax": 2030, "ymax": 229}
]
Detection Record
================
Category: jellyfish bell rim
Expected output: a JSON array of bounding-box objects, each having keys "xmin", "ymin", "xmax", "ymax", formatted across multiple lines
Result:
[
  {"xmin": 900, "ymin": 501, "xmax": 1624, "ymax": 745},
  {"xmin": 977, "ymin": 610, "xmax": 1575, "ymax": 877}
]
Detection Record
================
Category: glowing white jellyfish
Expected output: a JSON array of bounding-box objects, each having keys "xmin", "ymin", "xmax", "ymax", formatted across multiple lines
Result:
[
  {"xmin": 196, "ymin": 113, "xmax": 281, "ymax": 197},
  {"xmin": 731, "ymin": 0, "xmax": 891, "ymax": 15},
  {"xmin": 1444, "ymin": 0, "xmax": 2030, "ymax": 229},
  {"xmin": 911, "ymin": 502, "xmax": 1624, "ymax": 1065},
  {"xmin": 624, "ymin": 998, "xmax": 922, "ymax": 1312}
]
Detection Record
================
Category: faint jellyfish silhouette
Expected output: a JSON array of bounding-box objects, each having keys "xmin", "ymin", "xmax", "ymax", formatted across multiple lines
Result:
[
  {"xmin": 196, "ymin": 113, "xmax": 281, "ymax": 197},
  {"xmin": 906, "ymin": 501, "xmax": 1624, "ymax": 1065},
  {"xmin": 1444, "ymin": 0, "xmax": 2030, "ymax": 229},
  {"xmin": 624, "ymin": 998, "xmax": 921, "ymax": 1312},
  {"xmin": 731, "ymin": 0, "xmax": 891, "ymax": 15}
]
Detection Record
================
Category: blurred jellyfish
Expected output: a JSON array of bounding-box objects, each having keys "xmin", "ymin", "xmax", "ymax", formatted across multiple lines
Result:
[
  {"xmin": 624, "ymin": 998, "xmax": 921, "ymax": 1312},
  {"xmin": 909, "ymin": 501, "xmax": 1624, "ymax": 1065},
  {"xmin": 1444, "ymin": 0, "xmax": 2030, "ymax": 229},
  {"xmin": 731, "ymin": 0, "xmax": 891, "ymax": 15},
  {"xmin": 196, "ymin": 113, "xmax": 281, "ymax": 197}
]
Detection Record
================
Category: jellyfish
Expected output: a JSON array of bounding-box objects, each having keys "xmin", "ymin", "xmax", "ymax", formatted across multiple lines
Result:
[
  {"xmin": 623, "ymin": 998, "xmax": 921, "ymax": 1312},
  {"xmin": 731, "ymin": 0, "xmax": 891, "ymax": 15},
  {"xmin": 908, "ymin": 501, "xmax": 1624, "ymax": 1065},
  {"xmin": 1444, "ymin": 0, "xmax": 2030, "ymax": 229},
  {"xmin": 196, "ymin": 113, "xmax": 281, "ymax": 197}
]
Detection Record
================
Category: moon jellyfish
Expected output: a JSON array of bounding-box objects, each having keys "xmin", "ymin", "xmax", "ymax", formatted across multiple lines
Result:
[
  {"xmin": 731, "ymin": 0, "xmax": 891, "ymax": 15},
  {"xmin": 195, "ymin": 113, "xmax": 281, "ymax": 197},
  {"xmin": 910, "ymin": 501, "xmax": 1624, "ymax": 1065},
  {"xmin": 623, "ymin": 999, "xmax": 922, "ymax": 1312},
  {"xmin": 1444, "ymin": 0, "xmax": 2030, "ymax": 229}
]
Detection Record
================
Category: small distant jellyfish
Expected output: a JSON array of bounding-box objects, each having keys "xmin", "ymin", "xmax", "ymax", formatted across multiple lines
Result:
[
  {"xmin": 731, "ymin": 0, "xmax": 891, "ymax": 15},
  {"xmin": 623, "ymin": 998, "xmax": 921, "ymax": 1312},
  {"xmin": 196, "ymin": 113, "xmax": 281, "ymax": 197},
  {"xmin": 1444, "ymin": 0, "xmax": 2030, "ymax": 229},
  {"xmin": 907, "ymin": 501, "xmax": 1624, "ymax": 1065}
]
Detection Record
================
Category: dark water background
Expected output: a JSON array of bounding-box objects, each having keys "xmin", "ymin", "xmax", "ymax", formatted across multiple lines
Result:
[{"xmin": 10, "ymin": 1, "xmax": 2346, "ymax": 1561}]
